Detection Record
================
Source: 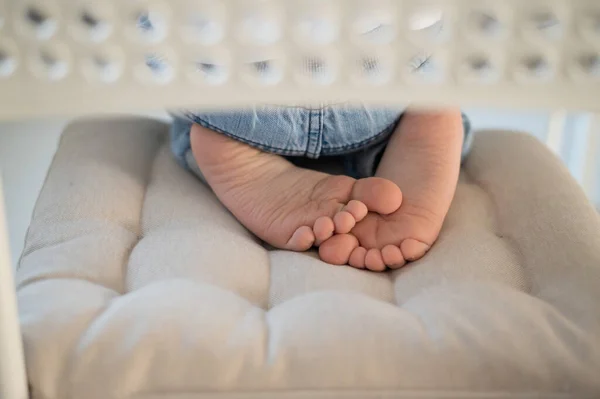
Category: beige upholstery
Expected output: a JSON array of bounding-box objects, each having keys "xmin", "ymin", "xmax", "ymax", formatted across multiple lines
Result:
[{"xmin": 17, "ymin": 117, "xmax": 600, "ymax": 399}]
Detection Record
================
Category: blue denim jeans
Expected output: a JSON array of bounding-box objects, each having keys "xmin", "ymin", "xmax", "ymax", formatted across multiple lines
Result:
[{"xmin": 171, "ymin": 105, "xmax": 472, "ymax": 180}]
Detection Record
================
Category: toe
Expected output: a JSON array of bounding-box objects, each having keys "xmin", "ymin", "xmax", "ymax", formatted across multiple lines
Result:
[
  {"xmin": 382, "ymin": 245, "xmax": 406, "ymax": 269},
  {"xmin": 344, "ymin": 200, "xmax": 368, "ymax": 222},
  {"xmin": 365, "ymin": 249, "xmax": 386, "ymax": 272},
  {"xmin": 333, "ymin": 211, "xmax": 356, "ymax": 234},
  {"xmin": 313, "ymin": 216, "xmax": 335, "ymax": 246},
  {"xmin": 352, "ymin": 177, "xmax": 403, "ymax": 215},
  {"xmin": 286, "ymin": 226, "xmax": 315, "ymax": 251},
  {"xmin": 400, "ymin": 239, "xmax": 431, "ymax": 261},
  {"xmin": 349, "ymin": 247, "xmax": 367, "ymax": 269},
  {"xmin": 319, "ymin": 234, "xmax": 359, "ymax": 266}
]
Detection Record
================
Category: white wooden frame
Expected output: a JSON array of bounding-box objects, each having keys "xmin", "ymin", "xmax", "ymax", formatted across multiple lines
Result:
[
  {"xmin": 0, "ymin": 174, "xmax": 28, "ymax": 399},
  {"xmin": 1, "ymin": 0, "xmax": 600, "ymax": 118}
]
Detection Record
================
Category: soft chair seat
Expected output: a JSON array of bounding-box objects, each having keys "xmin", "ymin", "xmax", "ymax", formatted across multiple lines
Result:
[{"xmin": 16, "ymin": 117, "xmax": 600, "ymax": 399}]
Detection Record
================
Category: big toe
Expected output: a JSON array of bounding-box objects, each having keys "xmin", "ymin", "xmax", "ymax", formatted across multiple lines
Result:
[
  {"xmin": 352, "ymin": 177, "xmax": 402, "ymax": 215},
  {"xmin": 319, "ymin": 234, "xmax": 359, "ymax": 266}
]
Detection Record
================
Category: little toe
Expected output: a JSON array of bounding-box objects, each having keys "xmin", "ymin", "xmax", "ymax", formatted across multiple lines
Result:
[
  {"xmin": 365, "ymin": 249, "xmax": 386, "ymax": 272},
  {"xmin": 400, "ymin": 239, "xmax": 431, "ymax": 262},
  {"xmin": 313, "ymin": 216, "xmax": 335, "ymax": 246},
  {"xmin": 286, "ymin": 226, "xmax": 315, "ymax": 251},
  {"xmin": 382, "ymin": 245, "xmax": 406, "ymax": 269},
  {"xmin": 333, "ymin": 211, "xmax": 356, "ymax": 234},
  {"xmin": 344, "ymin": 200, "xmax": 368, "ymax": 222},
  {"xmin": 352, "ymin": 177, "xmax": 403, "ymax": 215},
  {"xmin": 349, "ymin": 247, "xmax": 367, "ymax": 269},
  {"xmin": 319, "ymin": 234, "xmax": 359, "ymax": 266}
]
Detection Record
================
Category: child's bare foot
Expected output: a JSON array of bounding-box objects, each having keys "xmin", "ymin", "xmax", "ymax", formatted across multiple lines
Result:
[
  {"xmin": 190, "ymin": 124, "xmax": 403, "ymax": 251},
  {"xmin": 319, "ymin": 109, "xmax": 465, "ymax": 270}
]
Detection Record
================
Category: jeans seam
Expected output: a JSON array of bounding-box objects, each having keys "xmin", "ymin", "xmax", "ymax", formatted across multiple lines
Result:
[
  {"xmin": 321, "ymin": 123, "xmax": 397, "ymax": 155},
  {"xmin": 318, "ymin": 108, "xmax": 323, "ymax": 156},
  {"xmin": 306, "ymin": 109, "xmax": 321, "ymax": 158}
]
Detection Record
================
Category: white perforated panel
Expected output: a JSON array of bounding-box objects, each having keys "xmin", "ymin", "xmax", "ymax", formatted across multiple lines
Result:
[{"xmin": 0, "ymin": 0, "xmax": 599, "ymax": 119}]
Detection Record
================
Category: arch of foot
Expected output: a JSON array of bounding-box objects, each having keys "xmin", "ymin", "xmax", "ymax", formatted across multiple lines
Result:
[{"xmin": 15, "ymin": 118, "xmax": 600, "ymax": 399}]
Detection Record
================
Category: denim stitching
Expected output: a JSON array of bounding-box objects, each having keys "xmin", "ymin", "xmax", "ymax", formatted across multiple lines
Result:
[
  {"xmin": 306, "ymin": 109, "xmax": 320, "ymax": 158},
  {"xmin": 317, "ymin": 107, "xmax": 324, "ymax": 156},
  {"xmin": 320, "ymin": 123, "xmax": 397, "ymax": 155},
  {"xmin": 306, "ymin": 109, "xmax": 313, "ymax": 157}
]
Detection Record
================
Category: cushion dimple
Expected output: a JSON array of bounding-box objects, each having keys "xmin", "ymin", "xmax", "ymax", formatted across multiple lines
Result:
[
  {"xmin": 269, "ymin": 250, "xmax": 394, "ymax": 307},
  {"xmin": 392, "ymin": 228, "xmax": 528, "ymax": 305},
  {"xmin": 18, "ymin": 223, "xmax": 138, "ymax": 293},
  {"xmin": 444, "ymin": 175, "xmax": 499, "ymax": 229},
  {"xmin": 391, "ymin": 178, "xmax": 529, "ymax": 305},
  {"xmin": 16, "ymin": 119, "xmax": 600, "ymax": 398},
  {"xmin": 126, "ymin": 144, "xmax": 270, "ymax": 306},
  {"xmin": 127, "ymin": 227, "xmax": 270, "ymax": 307}
]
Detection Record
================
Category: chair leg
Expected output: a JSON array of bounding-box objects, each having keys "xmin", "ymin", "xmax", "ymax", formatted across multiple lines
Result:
[{"xmin": 0, "ymin": 173, "xmax": 28, "ymax": 399}]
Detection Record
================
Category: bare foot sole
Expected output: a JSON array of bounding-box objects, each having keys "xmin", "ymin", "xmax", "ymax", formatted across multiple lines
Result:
[
  {"xmin": 190, "ymin": 124, "xmax": 403, "ymax": 251},
  {"xmin": 319, "ymin": 205, "xmax": 442, "ymax": 271},
  {"xmin": 319, "ymin": 109, "xmax": 464, "ymax": 271}
]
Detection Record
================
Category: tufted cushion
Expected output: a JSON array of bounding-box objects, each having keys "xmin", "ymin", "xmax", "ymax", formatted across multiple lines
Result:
[{"xmin": 17, "ymin": 117, "xmax": 600, "ymax": 399}]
